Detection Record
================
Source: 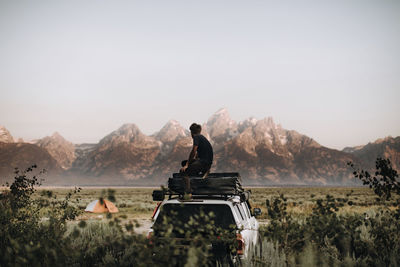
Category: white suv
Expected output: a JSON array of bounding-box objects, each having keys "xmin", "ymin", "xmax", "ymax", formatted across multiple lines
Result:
[{"xmin": 148, "ymin": 173, "xmax": 262, "ymax": 265}]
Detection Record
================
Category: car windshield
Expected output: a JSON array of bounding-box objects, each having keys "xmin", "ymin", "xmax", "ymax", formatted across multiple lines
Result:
[{"xmin": 154, "ymin": 203, "xmax": 236, "ymax": 229}]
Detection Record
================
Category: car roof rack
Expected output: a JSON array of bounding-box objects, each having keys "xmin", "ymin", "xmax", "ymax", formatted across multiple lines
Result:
[
  {"xmin": 152, "ymin": 189, "xmax": 251, "ymax": 202},
  {"xmin": 152, "ymin": 172, "xmax": 250, "ymax": 201},
  {"xmin": 170, "ymin": 173, "xmax": 243, "ymax": 194},
  {"xmin": 172, "ymin": 172, "xmax": 241, "ymax": 180}
]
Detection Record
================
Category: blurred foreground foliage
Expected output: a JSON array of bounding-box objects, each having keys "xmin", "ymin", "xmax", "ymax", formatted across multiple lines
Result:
[
  {"xmin": 0, "ymin": 166, "xmax": 242, "ymax": 266},
  {"xmin": 261, "ymin": 158, "xmax": 400, "ymax": 266},
  {"xmin": 1, "ymin": 158, "xmax": 400, "ymax": 266}
]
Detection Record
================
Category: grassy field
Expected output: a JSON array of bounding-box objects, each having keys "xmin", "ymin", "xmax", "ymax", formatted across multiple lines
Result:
[
  {"xmin": 36, "ymin": 187, "xmax": 157, "ymax": 233},
  {"xmin": 35, "ymin": 186, "xmax": 392, "ymax": 234},
  {"xmin": 3, "ymin": 158, "xmax": 399, "ymax": 266},
  {"xmin": 250, "ymin": 187, "xmax": 390, "ymax": 217},
  {"xmin": 3, "ymin": 182, "xmax": 400, "ymax": 266}
]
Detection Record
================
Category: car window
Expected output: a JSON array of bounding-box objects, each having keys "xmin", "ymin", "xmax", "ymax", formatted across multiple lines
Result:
[
  {"xmin": 235, "ymin": 205, "xmax": 244, "ymax": 221},
  {"xmin": 246, "ymin": 203, "xmax": 252, "ymax": 218},
  {"xmin": 155, "ymin": 203, "xmax": 236, "ymax": 229},
  {"xmin": 238, "ymin": 204, "xmax": 247, "ymax": 220},
  {"xmin": 241, "ymin": 203, "xmax": 250, "ymax": 219}
]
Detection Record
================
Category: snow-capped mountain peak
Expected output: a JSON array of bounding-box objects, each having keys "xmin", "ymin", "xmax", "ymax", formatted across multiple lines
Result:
[
  {"xmin": 206, "ymin": 108, "xmax": 238, "ymax": 142},
  {"xmin": 154, "ymin": 120, "xmax": 188, "ymax": 143},
  {"xmin": 0, "ymin": 126, "xmax": 14, "ymax": 143},
  {"xmin": 238, "ymin": 117, "xmax": 258, "ymax": 133},
  {"xmin": 49, "ymin": 132, "xmax": 67, "ymax": 142},
  {"xmin": 100, "ymin": 123, "xmax": 143, "ymax": 145}
]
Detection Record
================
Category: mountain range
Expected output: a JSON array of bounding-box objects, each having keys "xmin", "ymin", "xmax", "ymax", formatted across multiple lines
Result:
[{"xmin": 1, "ymin": 108, "xmax": 399, "ymax": 185}]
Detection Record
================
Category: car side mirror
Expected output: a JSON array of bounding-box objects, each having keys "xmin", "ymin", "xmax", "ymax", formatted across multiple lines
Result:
[
  {"xmin": 253, "ymin": 208, "xmax": 262, "ymax": 217},
  {"xmin": 152, "ymin": 190, "xmax": 165, "ymax": 201}
]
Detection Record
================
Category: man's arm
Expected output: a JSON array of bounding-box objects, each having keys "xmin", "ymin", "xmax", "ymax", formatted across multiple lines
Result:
[
  {"xmin": 181, "ymin": 145, "xmax": 198, "ymax": 172},
  {"xmin": 188, "ymin": 145, "xmax": 198, "ymax": 163}
]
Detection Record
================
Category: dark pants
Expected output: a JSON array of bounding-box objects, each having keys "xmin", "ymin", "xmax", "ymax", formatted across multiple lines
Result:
[
  {"xmin": 181, "ymin": 159, "xmax": 211, "ymax": 193},
  {"xmin": 182, "ymin": 159, "xmax": 211, "ymax": 176}
]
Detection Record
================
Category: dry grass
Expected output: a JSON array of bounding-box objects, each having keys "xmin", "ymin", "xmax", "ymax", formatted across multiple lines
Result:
[
  {"xmin": 246, "ymin": 187, "xmax": 396, "ymax": 218},
  {"xmin": 30, "ymin": 186, "xmax": 397, "ymax": 233}
]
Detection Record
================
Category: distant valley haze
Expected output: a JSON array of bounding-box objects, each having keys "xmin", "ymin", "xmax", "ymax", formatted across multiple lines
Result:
[{"xmin": 1, "ymin": 108, "xmax": 399, "ymax": 186}]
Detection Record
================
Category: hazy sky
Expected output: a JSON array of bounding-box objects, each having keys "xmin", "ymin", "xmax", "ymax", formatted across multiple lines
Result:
[{"xmin": 1, "ymin": 0, "xmax": 399, "ymax": 149}]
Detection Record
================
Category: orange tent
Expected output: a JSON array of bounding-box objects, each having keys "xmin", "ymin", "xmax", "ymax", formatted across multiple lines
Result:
[{"xmin": 85, "ymin": 199, "xmax": 119, "ymax": 213}]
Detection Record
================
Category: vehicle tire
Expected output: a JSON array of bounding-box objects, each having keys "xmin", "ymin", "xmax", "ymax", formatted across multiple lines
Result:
[
  {"xmin": 255, "ymin": 233, "xmax": 263, "ymax": 258},
  {"xmin": 250, "ymin": 234, "xmax": 263, "ymax": 266},
  {"xmin": 214, "ymin": 253, "xmax": 241, "ymax": 267},
  {"xmin": 214, "ymin": 253, "xmax": 233, "ymax": 267},
  {"xmin": 215, "ymin": 258, "xmax": 225, "ymax": 267},
  {"xmin": 228, "ymin": 254, "xmax": 242, "ymax": 267}
]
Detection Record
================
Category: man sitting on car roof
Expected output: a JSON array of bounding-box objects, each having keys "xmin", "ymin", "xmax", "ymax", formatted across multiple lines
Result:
[{"xmin": 180, "ymin": 123, "xmax": 213, "ymax": 191}]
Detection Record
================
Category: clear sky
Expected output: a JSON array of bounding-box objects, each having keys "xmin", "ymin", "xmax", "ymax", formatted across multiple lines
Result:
[{"xmin": 0, "ymin": 0, "xmax": 399, "ymax": 149}]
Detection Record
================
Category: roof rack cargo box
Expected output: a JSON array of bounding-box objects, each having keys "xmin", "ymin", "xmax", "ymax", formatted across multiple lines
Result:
[
  {"xmin": 168, "ymin": 173, "xmax": 243, "ymax": 195},
  {"xmin": 172, "ymin": 172, "xmax": 241, "ymax": 180}
]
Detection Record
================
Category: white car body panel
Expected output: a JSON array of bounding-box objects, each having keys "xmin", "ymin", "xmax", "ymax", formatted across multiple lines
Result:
[{"xmin": 150, "ymin": 196, "xmax": 260, "ymax": 259}]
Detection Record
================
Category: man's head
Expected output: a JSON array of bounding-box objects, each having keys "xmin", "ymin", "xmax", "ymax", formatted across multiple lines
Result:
[{"xmin": 189, "ymin": 123, "xmax": 201, "ymax": 136}]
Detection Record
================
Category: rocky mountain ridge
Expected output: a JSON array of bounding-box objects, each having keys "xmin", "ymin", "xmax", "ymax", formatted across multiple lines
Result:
[
  {"xmin": 35, "ymin": 132, "xmax": 76, "ymax": 169},
  {"xmin": 0, "ymin": 126, "xmax": 14, "ymax": 143},
  {"xmin": 0, "ymin": 110, "xmax": 399, "ymax": 185},
  {"xmin": 342, "ymin": 136, "xmax": 400, "ymax": 171}
]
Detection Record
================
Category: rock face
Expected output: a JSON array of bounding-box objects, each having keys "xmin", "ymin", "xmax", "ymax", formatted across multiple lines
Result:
[
  {"xmin": 73, "ymin": 124, "xmax": 161, "ymax": 179},
  {"xmin": 215, "ymin": 117, "xmax": 357, "ymax": 184},
  {"xmin": 70, "ymin": 110, "xmax": 360, "ymax": 184},
  {"xmin": 73, "ymin": 143, "xmax": 96, "ymax": 165},
  {"xmin": 343, "ymin": 136, "xmax": 400, "ymax": 171},
  {"xmin": 152, "ymin": 136, "xmax": 193, "ymax": 180},
  {"xmin": 152, "ymin": 120, "xmax": 189, "ymax": 156},
  {"xmin": 153, "ymin": 120, "xmax": 188, "ymax": 144},
  {"xmin": 35, "ymin": 132, "xmax": 76, "ymax": 169},
  {"xmin": 0, "ymin": 126, "xmax": 14, "ymax": 143},
  {"xmin": 204, "ymin": 108, "xmax": 238, "ymax": 150},
  {"xmin": 0, "ymin": 142, "xmax": 61, "ymax": 183},
  {"xmin": 1, "ymin": 109, "xmax": 398, "ymax": 185}
]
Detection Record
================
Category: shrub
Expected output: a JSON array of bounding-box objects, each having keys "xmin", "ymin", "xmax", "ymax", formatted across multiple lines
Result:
[
  {"xmin": 2, "ymin": 159, "xmax": 400, "ymax": 266},
  {"xmin": 0, "ymin": 166, "xmax": 80, "ymax": 266},
  {"xmin": 259, "ymin": 158, "xmax": 400, "ymax": 266}
]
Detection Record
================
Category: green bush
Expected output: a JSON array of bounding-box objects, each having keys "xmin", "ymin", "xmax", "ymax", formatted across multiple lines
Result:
[
  {"xmin": 0, "ymin": 166, "xmax": 80, "ymax": 266},
  {"xmin": 0, "ymin": 166, "xmax": 241, "ymax": 266},
  {"xmin": 259, "ymin": 158, "xmax": 400, "ymax": 266},
  {"xmin": 2, "ymin": 159, "xmax": 399, "ymax": 266}
]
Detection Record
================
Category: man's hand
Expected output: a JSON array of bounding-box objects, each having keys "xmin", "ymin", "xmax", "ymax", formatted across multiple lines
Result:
[
  {"xmin": 180, "ymin": 165, "xmax": 188, "ymax": 173},
  {"xmin": 181, "ymin": 145, "xmax": 197, "ymax": 173}
]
